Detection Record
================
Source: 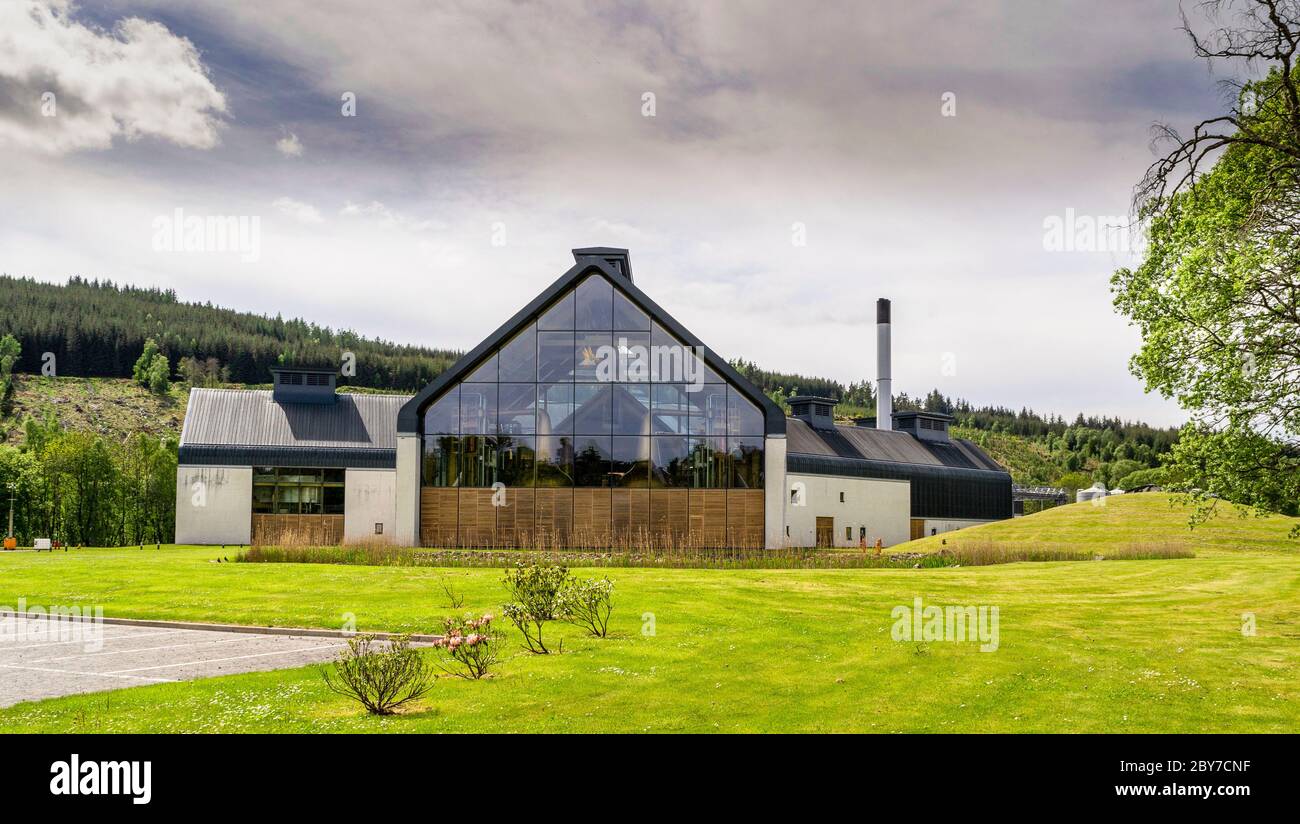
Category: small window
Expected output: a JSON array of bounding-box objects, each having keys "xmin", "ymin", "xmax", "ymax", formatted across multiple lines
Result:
[
  {"xmin": 785, "ymin": 525, "xmax": 790, "ymax": 537},
  {"xmin": 845, "ymin": 526, "xmax": 851, "ymax": 541},
  {"xmin": 859, "ymin": 526, "xmax": 866, "ymax": 539},
  {"xmin": 839, "ymin": 491, "xmax": 845, "ymax": 502},
  {"xmin": 930, "ymin": 528, "xmax": 937, "ymax": 536},
  {"xmin": 374, "ymin": 522, "xmax": 384, "ymax": 535}
]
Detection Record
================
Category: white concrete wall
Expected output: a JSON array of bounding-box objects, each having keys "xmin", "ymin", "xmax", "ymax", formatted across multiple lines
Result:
[
  {"xmin": 394, "ymin": 434, "xmax": 421, "ymax": 546},
  {"xmin": 175, "ymin": 465, "xmax": 252, "ymax": 545},
  {"xmin": 919, "ymin": 518, "xmax": 997, "ymax": 538},
  {"xmin": 344, "ymin": 469, "xmax": 397, "ymax": 544},
  {"xmin": 763, "ymin": 434, "xmax": 787, "ymax": 549},
  {"xmin": 785, "ymin": 473, "xmax": 911, "ymax": 548}
]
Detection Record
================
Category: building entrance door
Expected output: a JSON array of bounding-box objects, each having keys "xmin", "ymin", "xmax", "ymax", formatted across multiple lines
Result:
[{"xmin": 815, "ymin": 516, "xmax": 834, "ymax": 548}]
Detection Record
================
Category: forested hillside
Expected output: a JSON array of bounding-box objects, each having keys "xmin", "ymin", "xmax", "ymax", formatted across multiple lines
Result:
[{"xmin": 0, "ymin": 276, "xmax": 460, "ymax": 390}]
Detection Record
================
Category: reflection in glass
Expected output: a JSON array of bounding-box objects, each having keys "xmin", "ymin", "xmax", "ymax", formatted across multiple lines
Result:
[
  {"xmin": 729, "ymin": 436, "xmax": 764, "ymax": 489},
  {"xmin": 575, "ymin": 332, "xmax": 612, "ymax": 381},
  {"xmin": 651, "ymin": 384, "xmax": 688, "ymax": 434},
  {"xmin": 612, "ymin": 436, "xmax": 650, "ymax": 487},
  {"xmin": 423, "ymin": 387, "xmax": 459, "ymax": 435},
  {"xmin": 727, "ymin": 386, "xmax": 764, "ymax": 435},
  {"xmin": 461, "ymin": 435, "xmax": 497, "ymax": 488},
  {"xmin": 498, "ymin": 324, "xmax": 537, "ymax": 382},
  {"xmin": 613, "ymin": 289, "xmax": 650, "ymax": 331},
  {"xmin": 574, "ymin": 384, "xmax": 612, "ymax": 435},
  {"xmin": 536, "ymin": 434, "xmax": 573, "ymax": 487},
  {"xmin": 650, "ymin": 436, "xmax": 690, "ymax": 487},
  {"xmin": 498, "ymin": 383, "xmax": 536, "ymax": 435},
  {"xmin": 690, "ymin": 437, "xmax": 729, "ymax": 488},
  {"xmin": 537, "ymin": 383, "xmax": 575, "ymax": 434},
  {"xmin": 538, "ymin": 331, "xmax": 575, "ymax": 382},
  {"xmin": 497, "ymin": 436, "xmax": 536, "ymax": 488},
  {"xmin": 464, "ymin": 353, "xmax": 497, "ymax": 382},
  {"xmin": 422, "ymin": 435, "xmax": 461, "ymax": 487},
  {"xmin": 573, "ymin": 435, "xmax": 612, "ymax": 486},
  {"xmin": 538, "ymin": 291, "xmax": 575, "ymax": 330},
  {"xmin": 613, "ymin": 332, "xmax": 650, "ymax": 381},
  {"xmin": 611, "ymin": 384, "xmax": 651, "ymax": 436},
  {"xmin": 575, "ymin": 275, "xmax": 613, "ymax": 329},
  {"xmin": 687, "ymin": 384, "xmax": 728, "ymax": 436},
  {"xmin": 459, "ymin": 384, "xmax": 497, "ymax": 435}
]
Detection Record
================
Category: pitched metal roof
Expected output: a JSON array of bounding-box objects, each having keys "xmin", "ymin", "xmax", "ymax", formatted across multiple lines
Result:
[
  {"xmin": 786, "ymin": 417, "xmax": 1008, "ymax": 474},
  {"xmin": 181, "ymin": 388, "xmax": 410, "ymax": 451}
]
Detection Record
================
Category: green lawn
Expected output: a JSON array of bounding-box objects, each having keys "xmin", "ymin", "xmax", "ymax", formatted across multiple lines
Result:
[{"xmin": 0, "ymin": 494, "xmax": 1296, "ymax": 733}]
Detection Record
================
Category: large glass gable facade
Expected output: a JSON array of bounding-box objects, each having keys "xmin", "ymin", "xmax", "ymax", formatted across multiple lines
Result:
[{"xmin": 421, "ymin": 274, "xmax": 765, "ymax": 490}]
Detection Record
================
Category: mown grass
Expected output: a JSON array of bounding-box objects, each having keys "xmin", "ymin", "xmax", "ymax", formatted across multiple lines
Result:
[{"xmin": 0, "ymin": 493, "xmax": 1293, "ymax": 733}]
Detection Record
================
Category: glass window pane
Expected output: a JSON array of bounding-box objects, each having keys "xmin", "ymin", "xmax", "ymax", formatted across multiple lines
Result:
[
  {"xmin": 323, "ymin": 468, "xmax": 345, "ymax": 484},
  {"xmin": 498, "ymin": 383, "xmax": 536, "ymax": 435},
  {"xmin": 538, "ymin": 331, "xmax": 574, "ymax": 382},
  {"xmin": 690, "ymin": 436, "xmax": 729, "ymax": 489},
  {"xmin": 538, "ymin": 290, "xmax": 575, "ymax": 330},
  {"xmin": 729, "ymin": 436, "xmax": 765, "ymax": 489},
  {"xmin": 422, "ymin": 387, "xmax": 460, "ymax": 435},
  {"xmin": 727, "ymin": 386, "xmax": 764, "ymax": 435},
  {"xmin": 612, "ymin": 436, "xmax": 650, "ymax": 487},
  {"xmin": 301, "ymin": 485, "xmax": 323, "ymax": 514},
  {"xmin": 575, "ymin": 275, "xmax": 613, "ymax": 329},
  {"xmin": 613, "ymin": 289, "xmax": 649, "ymax": 331},
  {"xmin": 464, "ymin": 353, "xmax": 497, "ymax": 382},
  {"xmin": 537, "ymin": 382, "xmax": 575, "ymax": 434},
  {"xmin": 253, "ymin": 484, "xmax": 274, "ymax": 513},
  {"xmin": 613, "ymin": 332, "xmax": 650, "ymax": 382},
  {"xmin": 650, "ymin": 322, "xmax": 720, "ymax": 382},
  {"xmin": 611, "ymin": 384, "xmax": 651, "ymax": 436},
  {"xmin": 575, "ymin": 332, "xmax": 612, "ymax": 381},
  {"xmin": 574, "ymin": 384, "xmax": 612, "ymax": 435},
  {"xmin": 687, "ymin": 384, "xmax": 728, "ymax": 436},
  {"xmin": 460, "ymin": 383, "xmax": 497, "ymax": 435},
  {"xmin": 651, "ymin": 384, "xmax": 688, "ymax": 434},
  {"xmin": 323, "ymin": 486, "xmax": 345, "ymax": 515},
  {"xmin": 650, "ymin": 435, "xmax": 690, "ymax": 487},
  {"xmin": 573, "ymin": 435, "xmax": 612, "ymax": 487},
  {"xmin": 254, "ymin": 467, "xmax": 276, "ymax": 483},
  {"xmin": 499, "ymin": 323, "xmax": 537, "ymax": 382},
  {"xmin": 497, "ymin": 436, "xmax": 536, "ymax": 488},
  {"xmin": 461, "ymin": 435, "xmax": 498, "ymax": 488},
  {"xmin": 536, "ymin": 434, "xmax": 574, "ymax": 487},
  {"xmin": 422, "ymin": 435, "xmax": 461, "ymax": 487}
]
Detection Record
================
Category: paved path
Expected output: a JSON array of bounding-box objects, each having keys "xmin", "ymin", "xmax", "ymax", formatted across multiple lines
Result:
[{"xmin": 0, "ymin": 615, "xmax": 348, "ymax": 707}]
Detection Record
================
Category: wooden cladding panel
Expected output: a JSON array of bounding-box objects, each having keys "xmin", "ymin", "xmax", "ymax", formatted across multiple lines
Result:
[
  {"xmin": 612, "ymin": 489, "xmax": 649, "ymax": 543},
  {"xmin": 458, "ymin": 489, "xmax": 498, "ymax": 548},
  {"xmin": 534, "ymin": 488, "xmax": 574, "ymax": 545},
  {"xmin": 572, "ymin": 488, "xmax": 613, "ymax": 547},
  {"xmin": 689, "ymin": 489, "xmax": 728, "ymax": 547},
  {"xmin": 727, "ymin": 489, "xmax": 765, "ymax": 549},
  {"xmin": 649, "ymin": 489, "xmax": 689, "ymax": 547},
  {"xmin": 252, "ymin": 514, "xmax": 344, "ymax": 547},
  {"xmin": 420, "ymin": 488, "xmax": 459, "ymax": 547},
  {"xmin": 496, "ymin": 488, "xmax": 535, "ymax": 548}
]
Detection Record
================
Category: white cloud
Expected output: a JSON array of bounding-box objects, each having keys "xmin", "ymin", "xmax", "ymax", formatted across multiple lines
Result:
[
  {"xmin": 0, "ymin": 0, "xmax": 226, "ymax": 154},
  {"xmin": 275, "ymin": 130, "xmax": 303, "ymax": 157},
  {"xmin": 272, "ymin": 196, "xmax": 322, "ymax": 224}
]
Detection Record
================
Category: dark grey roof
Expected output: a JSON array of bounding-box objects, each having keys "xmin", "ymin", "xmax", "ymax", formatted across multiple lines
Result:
[
  {"xmin": 181, "ymin": 388, "xmax": 410, "ymax": 452},
  {"xmin": 786, "ymin": 417, "xmax": 1007, "ymax": 473}
]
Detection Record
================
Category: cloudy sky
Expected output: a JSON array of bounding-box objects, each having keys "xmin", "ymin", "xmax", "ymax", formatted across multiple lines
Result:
[{"xmin": 0, "ymin": 0, "xmax": 1250, "ymax": 425}]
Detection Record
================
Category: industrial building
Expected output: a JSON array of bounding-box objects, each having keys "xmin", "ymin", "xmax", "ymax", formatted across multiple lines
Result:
[{"xmin": 175, "ymin": 248, "xmax": 1012, "ymax": 548}]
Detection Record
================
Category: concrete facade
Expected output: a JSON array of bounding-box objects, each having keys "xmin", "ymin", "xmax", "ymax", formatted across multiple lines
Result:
[
  {"xmin": 343, "ymin": 469, "xmax": 397, "ymax": 544},
  {"xmin": 762, "ymin": 434, "xmax": 787, "ymax": 549},
  {"xmin": 919, "ymin": 518, "xmax": 997, "ymax": 538},
  {"xmin": 785, "ymin": 472, "xmax": 911, "ymax": 548},
  {"xmin": 175, "ymin": 465, "xmax": 253, "ymax": 545},
  {"xmin": 394, "ymin": 433, "xmax": 421, "ymax": 547}
]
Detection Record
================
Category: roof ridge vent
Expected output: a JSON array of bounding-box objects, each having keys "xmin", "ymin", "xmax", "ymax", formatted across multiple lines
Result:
[
  {"xmin": 271, "ymin": 366, "xmax": 337, "ymax": 405},
  {"xmin": 572, "ymin": 247, "xmax": 633, "ymax": 282}
]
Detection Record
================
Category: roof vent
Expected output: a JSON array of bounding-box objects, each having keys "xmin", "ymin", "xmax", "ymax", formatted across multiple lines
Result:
[
  {"xmin": 891, "ymin": 410, "xmax": 953, "ymax": 443},
  {"xmin": 789, "ymin": 395, "xmax": 838, "ymax": 431},
  {"xmin": 271, "ymin": 367, "xmax": 337, "ymax": 405},
  {"xmin": 572, "ymin": 247, "xmax": 633, "ymax": 282}
]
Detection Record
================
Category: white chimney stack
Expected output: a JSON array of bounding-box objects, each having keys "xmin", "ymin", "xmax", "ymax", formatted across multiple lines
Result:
[{"xmin": 876, "ymin": 298, "xmax": 892, "ymax": 430}]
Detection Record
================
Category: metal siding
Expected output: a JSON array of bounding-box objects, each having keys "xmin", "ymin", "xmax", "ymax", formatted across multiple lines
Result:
[{"xmin": 181, "ymin": 389, "xmax": 409, "ymax": 451}]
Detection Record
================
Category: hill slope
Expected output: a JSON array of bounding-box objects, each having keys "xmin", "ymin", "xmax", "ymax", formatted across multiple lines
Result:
[{"xmin": 902, "ymin": 492, "xmax": 1300, "ymax": 555}]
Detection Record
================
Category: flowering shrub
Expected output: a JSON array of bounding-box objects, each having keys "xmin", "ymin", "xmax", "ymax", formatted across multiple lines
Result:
[
  {"xmin": 557, "ymin": 576, "xmax": 615, "ymax": 637},
  {"xmin": 432, "ymin": 614, "xmax": 501, "ymax": 679},
  {"xmin": 502, "ymin": 563, "xmax": 570, "ymax": 653},
  {"xmin": 320, "ymin": 634, "xmax": 435, "ymax": 716}
]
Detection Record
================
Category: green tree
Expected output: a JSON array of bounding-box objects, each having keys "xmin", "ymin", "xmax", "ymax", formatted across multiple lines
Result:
[
  {"xmin": 0, "ymin": 333, "xmax": 19, "ymax": 418},
  {"xmin": 1113, "ymin": 0, "xmax": 1300, "ymax": 529}
]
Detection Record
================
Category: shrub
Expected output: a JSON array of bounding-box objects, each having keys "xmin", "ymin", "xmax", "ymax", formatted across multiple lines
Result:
[
  {"xmin": 558, "ymin": 576, "xmax": 615, "ymax": 637},
  {"xmin": 432, "ymin": 614, "xmax": 501, "ymax": 679},
  {"xmin": 320, "ymin": 634, "xmax": 435, "ymax": 715},
  {"xmin": 502, "ymin": 563, "xmax": 570, "ymax": 653}
]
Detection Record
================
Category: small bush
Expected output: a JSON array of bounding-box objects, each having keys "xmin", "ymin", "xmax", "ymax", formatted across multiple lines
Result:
[
  {"xmin": 502, "ymin": 563, "xmax": 570, "ymax": 653},
  {"xmin": 320, "ymin": 634, "xmax": 435, "ymax": 715},
  {"xmin": 558, "ymin": 576, "xmax": 615, "ymax": 637},
  {"xmin": 432, "ymin": 614, "xmax": 501, "ymax": 679}
]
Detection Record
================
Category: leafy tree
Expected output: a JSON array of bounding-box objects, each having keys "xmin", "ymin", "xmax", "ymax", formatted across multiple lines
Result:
[
  {"xmin": 1113, "ymin": 0, "xmax": 1300, "ymax": 528},
  {"xmin": 0, "ymin": 333, "xmax": 19, "ymax": 417}
]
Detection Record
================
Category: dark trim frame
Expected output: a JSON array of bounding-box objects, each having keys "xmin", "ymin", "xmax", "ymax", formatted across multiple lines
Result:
[
  {"xmin": 397, "ymin": 257, "xmax": 786, "ymax": 436},
  {"xmin": 179, "ymin": 444, "xmax": 396, "ymax": 470}
]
